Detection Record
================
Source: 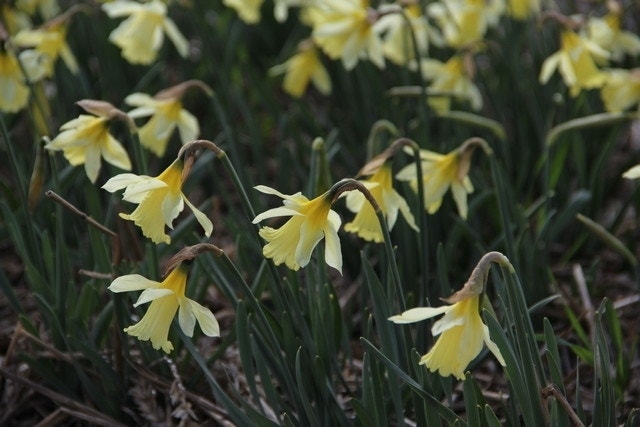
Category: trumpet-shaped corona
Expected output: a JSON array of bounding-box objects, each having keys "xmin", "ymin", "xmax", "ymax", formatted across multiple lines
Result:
[
  {"xmin": 102, "ymin": 158, "xmax": 213, "ymax": 244},
  {"xmin": 109, "ymin": 264, "xmax": 220, "ymax": 354},
  {"xmin": 344, "ymin": 163, "xmax": 418, "ymax": 243},
  {"xmin": 252, "ymin": 185, "xmax": 342, "ymax": 272},
  {"xmin": 102, "ymin": 0, "xmax": 188, "ymax": 65}
]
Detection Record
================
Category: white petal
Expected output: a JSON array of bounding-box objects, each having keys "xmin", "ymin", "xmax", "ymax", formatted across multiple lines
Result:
[
  {"xmin": 388, "ymin": 305, "xmax": 450, "ymax": 324},
  {"xmin": 102, "ymin": 173, "xmax": 147, "ymax": 193},
  {"xmin": 109, "ymin": 274, "xmax": 159, "ymax": 292},
  {"xmin": 133, "ymin": 288, "xmax": 174, "ymax": 307},
  {"xmin": 252, "ymin": 206, "xmax": 302, "ymax": 224},
  {"xmin": 323, "ymin": 220, "xmax": 343, "ymax": 274},
  {"xmin": 482, "ymin": 323, "xmax": 506, "ymax": 366},
  {"xmin": 183, "ymin": 196, "xmax": 213, "ymax": 237},
  {"xmin": 191, "ymin": 299, "xmax": 220, "ymax": 337},
  {"xmin": 178, "ymin": 298, "xmax": 196, "ymax": 337}
]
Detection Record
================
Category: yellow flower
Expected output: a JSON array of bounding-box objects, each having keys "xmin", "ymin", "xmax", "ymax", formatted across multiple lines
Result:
[
  {"xmin": 373, "ymin": 4, "xmax": 441, "ymax": 66},
  {"xmin": 505, "ymin": 0, "xmax": 540, "ymax": 20},
  {"xmin": 102, "ymin": 158, "xmax": 213, "ymax": 244},
  {"xmin": 389, "ymin": 294, "xmax": 505, "ymax": 380},
  {"xmin": 125, "ymin": 92, "xmax": 199, "ymax": 157},
  {"xmin": 102, "ymin": 0, "xmax": 188, "ymax": 65},
  {"xmin": 45, "ymin": 100, "xmax": 132, "ymax": 183},
  {"xmin": 428, "ymin": 0, "xmax": 504, "ymax": 49},
  {"xmin": 539, "ymin": 29, "xmax": 609, "ymax": 97},
  {"xmin": 600, "ymin": 68, "xmax": 640, "ymax": 113},
  {"xmin": 305, "ymin": 0, "xmax": 384, "ymax": 70},
  {"xmin": 12, "ymin": 21, "xmax": 78, "ymax": 79},
  {"xmin": 269, "ymin": 41, "xmax": 331, "ymax": 98},
  {"xmin": 396, "ymin": 141, "xmax": 479, "ymax": 219},
  {"xmin": 16, "ymin": 0, "xmax": 60, "ymax": 20},
  {"xmin": 252, "ymin": 185, "xmax": 342, "ymax": 272},
  {"xmin": 419, "ymin": 54, "xmax": 482, "ymax": 113},
  {"xmin": 109, "ymin": 264, "xmax": 220, "ymax": 354},
  {"xmin": 0, "ymin": 46, "xmax": 30, "ymax": 113},
  {"xmin": 222, "ymin": 0, "xmax": 263, "ymax": 24},
  {"xmin": 582, "ymin": 13, "xmax": 640, "ymax": 62},
  {"xmin": 344, "ymin": 163, "xmax": 418, "ymax": 243}
]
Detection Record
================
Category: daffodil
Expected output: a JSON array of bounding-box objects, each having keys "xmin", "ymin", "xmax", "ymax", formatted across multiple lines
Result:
[
  {"xmin": 389, "ymin": 251, "xmax": 508, "ymax": 380},
  {"xmin": 418, "ymin": 54, "xmax": 482, "ymax": 113},
  {"xmin": 0, "ymin": 4, "xmax": 32, "ymax": 35},
  {"xmin": 223, "ymin": 0, "xmax": 263, "ymax": 24},
  {"xmin": 125, "ymin": 81, "xmax": 209, "ymax": 157},
  {"xmin": 102, "ymin": 157, "xmax": 213, "ymax": 244},
  {"xmin": 344, "ymin": 162, "xmax": 418, "ymax": 243},
  {"xmin": 16, "ymin": 0, "xmax": 60, "ymax": 20},
  {"xmin": 600, "ymin": 68, "xmax": 640, "ymax": 113},
  {"xmin": 12, "ymin": 19, "xmax": 78, "ymax": 79},
  {"xmin": 45, "ymin": 100, "xmax": 132, "ymax": 183},
  {"xmin": 0, "ymin": 45, "xmax": 30, "ymax": 113},
  {"xmin": 109, "ymin": 263, "xmax": 220, "ymax": 354},
  {"xmin": 539, "ymin": 29, "xmax": 609, "ymax": 97},
  {"xmin": 389, "ymin": 294, "xmax": 505, "ymax": 379},
  {"xmin": 252, "ymin": 185, "xmax": 342, "ymax": 272},
  {"xmin": 505, "ymin": 0, "xmax": 540, "ymax": 20},
  {"xmin": 428, "ymin": 0, "xmax": 504, "ymax": 49},
  {"xmin": 305, "ymin": 0, "xmax": 384, "ymax": 70},
  {"xmin": 269, "ymin": 41, "xmax": 331, "ymax": 98},
  {"xmin": 582, "ymin": 13, "xmax": 640, "ymax": 62},
  {"xmin": 373, "ymin": 4, "xmax": 439, "ymax": 66},
  {"xmin": 102, "ymin": 0, "xmax": 188, "ymax": 65},
  {"xmin": 396, "ymin": 139, "xmax": 488, "ymax": 219}
]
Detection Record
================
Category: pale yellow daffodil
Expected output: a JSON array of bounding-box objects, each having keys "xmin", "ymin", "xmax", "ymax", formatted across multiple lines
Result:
[
  {"xmin": 389, "ymin": 294, "xmax": 505, "ymax": 379},
  {"xmin": 125, "ymin": 81, "xmax": 208, "ymax": 157},
  {"xmin": 505, "ymin": 0, "xmax": 540, "ymax": 20},
  {"xmin": 269, "ymin": 41, "xmax": 331, "ymax": 98},
  {"xmin": 582, "ymin": 13, "xmax": 640, "ymax": 62},
  {"xmin": 344, "ymin": 162, "xmax": 418, "ymax": 243},
  {"xmin": 0, "ymin": 46, "xmax": 30, "ymax": 113},
  {"xmin": 373, "ymin": 4, "xmax": 440, "ymax": 66},
  {"xmin": 305, "ymin": 0, "xmax": 384, "ymax": 70},
  {"xmin": 390, "ymin": 251, "xmax": 508, "ymax": 380},
  {"xmin": 252, "ymin": 185, "xmax": 342, "ymax": 272},
  {"xmin": 16, "ymin": 0, "xmax": 60, "ymax": 20},
  {"xmin": 109, "ymin": 263, "xmax": 220, "ymax": 354},
  {"xmin": 600, "ymin": 68, "xmax": 640, "ymax": 113},
  {"xmin": 102, "ymin": 157, "xmax": 213, "ymax": 245},
  {"xmin": 419, "ymin": 54, "xmax": 482, "ymax": 113},
  {"xmin": 45, "ymin": 100, "xmax": 132, "ymax": 183},
  {"xmin": 428, "ymin": 0, "xmax": 504, "ymax": 49},
  {"xmin": 102, "ymin": 0, "xmax": 188, "ymax": 65},
  {"xmin": 396, "ymin": 139, "xmax": 488, "ymax": 219},
  {"xmin": 223, "ymin": 0, "xmax": 263, "ymax": 24},
  {"xmin": 539, "ymin": 29, "xmax": 610, "ymax": 97},
  {"xmin": 13, "ymin": 21, "xmax": 78, "ymax": 79}
]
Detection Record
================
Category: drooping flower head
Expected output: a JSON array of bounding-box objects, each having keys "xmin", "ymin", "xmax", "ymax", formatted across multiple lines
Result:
[
  {"xmin": 581, "ymin": 6, "xmax": 640, "ymax": 62},
  {"xmin": 304, "ymin": 0, "xmax": 385, "ymax": 70},
  {"xmin": 269, "ymin": 39, "xmax": 332, "ymax": 98},
  {"xmin": 600, "ymin": 68, "xmax": 640, "ymax": 113},
  {"xmin": 428, "ymin": 0, "xmax": 504, "ymax": 49},
  {"xmin": 102, "ymin": 140, "xmax": 214, "ymax": 244},
  {"xmin": 396, "ymin": 137, "xmax": 490, "ymax": 219},
  {"xmin": 344, "ymin": 140, "xmax": 418, "ymax": 243},
  {"xmin": 389, "ymin": 251, "xmax": 509, "ymax": 380},
  {"xmin": 109, "ymin": 244, "xmax": 221, "ymax": 353},
  {"xmin": 45, "ymin": 99, "xmax": 132, "ymax": 183},
  {"xmin": 12, "ymin": 8, "xmax": 79, "ymax": 79},
  {"xmin": 418, "ymin": 52, "xmax": 482, "ymax": 113},
  {"xmin": 125, "ymin": 80, "xmax": 211, "ymax": 157},
  {"xmin": 505, "ymin": 0, "xmax": 540, "ymax": 21},
  {"xmin": 252, "ymin": 181, "xmax": 345, "ymax": 272},
  {"xmin": 102, "ymin": 0, "xmax": 188, "ymax": 65},
  {"xmin": 539, "ymin": 27, "xmax": 610, "ymax": 97}
]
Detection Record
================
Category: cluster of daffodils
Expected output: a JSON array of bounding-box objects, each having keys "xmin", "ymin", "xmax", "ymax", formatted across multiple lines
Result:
[
  {"xmin": 0, "ymin": 1, "xmax": 190, "ymax": 115},
  {"xmin": 253, "ymin": 138, "xmax": 488, "ymax": 271},
  {"xmin": 220, "ymin": 0, "xmax": 640, "ymax": 118}
]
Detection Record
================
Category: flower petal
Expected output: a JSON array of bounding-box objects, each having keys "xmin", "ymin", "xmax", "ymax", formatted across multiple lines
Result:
[
  {"xmin": 134, "ymin": 288, "xmax": 174, "ymax": 307},
  {"xmin": 109, "ymin": 274, "xmax": 159, "ymax": 292},
  {"xmin": 388, "ymin": 306, "xmax": 450, "ymax": 324}
]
